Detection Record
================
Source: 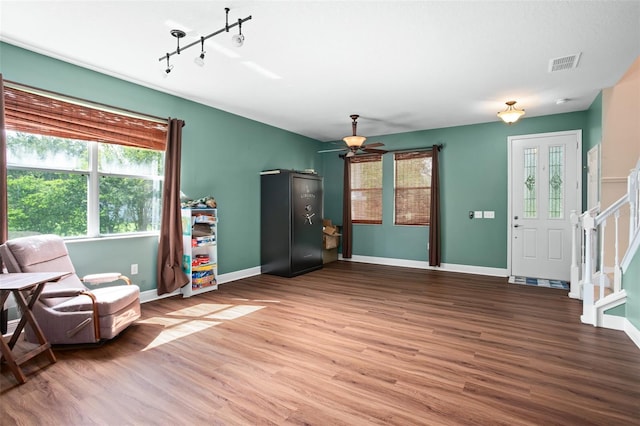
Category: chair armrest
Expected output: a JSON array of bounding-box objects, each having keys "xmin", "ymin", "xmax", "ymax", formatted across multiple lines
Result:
[
  {"xmin": 82, "ymin": 273, "xmax": 132, "ymax": 286},
  {"xmin": 41, "ymin": 288, "xmax": 87, "ymax": 298}
]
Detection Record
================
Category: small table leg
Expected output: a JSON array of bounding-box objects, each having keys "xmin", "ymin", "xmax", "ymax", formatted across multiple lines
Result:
[
  {"xmin": 0, "ymin": 334, "xmax": 27, "ymax": 384},
  {"xmin": 0, "ymin": 284, "xmax": 57, "ymax": 384},
  {"xmin": 12, "ymin": 286, "xmax": 57, "ymax": 364}
]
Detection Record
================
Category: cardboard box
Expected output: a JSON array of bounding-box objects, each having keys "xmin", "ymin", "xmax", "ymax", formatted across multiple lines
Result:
[
  {"xmin": 323, "ymin": 234, "xmax": 340, "ymax": 249},
  {"xmin": 323, "ymin": 248, "xmax": 338, "ymax": 264},
  {"xmin": 322, "ymin": 219, "xmax": 341, "ymax": 250}
]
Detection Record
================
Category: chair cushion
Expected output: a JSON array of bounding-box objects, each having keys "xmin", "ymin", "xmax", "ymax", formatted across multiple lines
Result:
[
  {"xmin": 53, "ymin": 285, "xmax": 140, "ymax": 316},
  {"xmin": 3, "ymin": 234, "xmax": 76, "ymax": 274}
]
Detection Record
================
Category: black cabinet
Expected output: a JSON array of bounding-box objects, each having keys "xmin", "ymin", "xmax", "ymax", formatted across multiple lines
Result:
[{"xmin": 261, "ymin": 170, "xmax": 323, "ymax": 277}]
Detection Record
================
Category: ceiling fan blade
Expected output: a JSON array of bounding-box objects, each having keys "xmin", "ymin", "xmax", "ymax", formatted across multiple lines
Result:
[
  {"xmin": 362, "ymin": 147, "xmax": 387, "ymax": 154},
  {"xmin": 318, "ymin": 148, "xmax": 347, "ymax": 153},
  {"xmin": 364, "ymin": 142, "xmax": 384, "ymax": 148}
]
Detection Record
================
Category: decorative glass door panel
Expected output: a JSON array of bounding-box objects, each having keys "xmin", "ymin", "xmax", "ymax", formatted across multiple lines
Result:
[{"xmin": 510, "ymin": 131, "xmax": 581, "ymax": 281}]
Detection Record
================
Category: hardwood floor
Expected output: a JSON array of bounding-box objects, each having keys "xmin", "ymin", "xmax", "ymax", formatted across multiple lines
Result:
[{"xmin": 2, "ymin": 261, "xmax": 639, "ymax": 425}]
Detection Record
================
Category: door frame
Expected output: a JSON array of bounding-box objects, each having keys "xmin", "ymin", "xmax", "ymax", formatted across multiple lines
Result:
[{"xmin": 506, "ymin": 130, "xmax": 583, "ymax": 278}]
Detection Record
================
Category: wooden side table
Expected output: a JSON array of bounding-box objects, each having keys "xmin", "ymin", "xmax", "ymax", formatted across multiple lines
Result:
[{"xmin": 0, "ymin": 272, "xmax": 64, "ymax": 384}]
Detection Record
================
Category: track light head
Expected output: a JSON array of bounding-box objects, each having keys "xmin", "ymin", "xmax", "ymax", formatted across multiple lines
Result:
[
  {"xmin": 232, "ymin": 19, "xmax": 244, "ymax": 47},
  {"xmin": 194, "ymin": 36, "xmax": 206, "ymax": 66},
  {"xmin": 231, "ymin": 33, "xmax": 244, "ymax": 47},
  {"xmin": 163, "ymin": 53, "xmax": 173, "ymax": 77}
]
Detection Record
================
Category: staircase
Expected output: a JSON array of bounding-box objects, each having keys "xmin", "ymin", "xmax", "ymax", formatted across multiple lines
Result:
[{"xmin": 570, "ymin": 158, "xmax": 640, "ymax": 327}]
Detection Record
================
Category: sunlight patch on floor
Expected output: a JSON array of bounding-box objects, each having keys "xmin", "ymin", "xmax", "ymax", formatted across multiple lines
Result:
[{"xmin": 138, "ymin": 302, "xmax": 266, "ymax": 351}]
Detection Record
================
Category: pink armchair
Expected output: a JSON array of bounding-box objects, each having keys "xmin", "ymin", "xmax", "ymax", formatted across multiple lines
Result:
[{"xmin": 0, "ymin": 234, "xmax": 140, "ymax": 345}]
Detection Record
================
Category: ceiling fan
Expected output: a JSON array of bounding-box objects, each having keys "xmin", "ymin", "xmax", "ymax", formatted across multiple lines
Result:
[{"xmin": 318, "ymin": 114, "xmax": 387, "ymax": 157}]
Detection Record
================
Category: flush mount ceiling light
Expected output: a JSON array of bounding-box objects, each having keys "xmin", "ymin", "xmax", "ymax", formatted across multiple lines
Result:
[
  {"xmin": 159, "ymin": 7, "xmax": 252, "ymax": 73},
  {"xmin": 497, "ymin": 101, "xmax": 525, "ymax": 125}
]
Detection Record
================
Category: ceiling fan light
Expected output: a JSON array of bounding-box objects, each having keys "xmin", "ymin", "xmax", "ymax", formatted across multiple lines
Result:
[
  {"xmin": 497, "ymin": 101, "xmax": 525, "ymax": 124},
  {"xmin": 343, "ymin": 135, "xmax": 367, "ymax": 147}
]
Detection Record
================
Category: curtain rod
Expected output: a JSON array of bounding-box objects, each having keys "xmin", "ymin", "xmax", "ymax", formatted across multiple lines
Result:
[
  {"xmin": 4, "ymin": 80, "xmax": 168, "ymax": 124},
  {"xmin": 387, "ymin": 144, "xmax": 443, "ymax": 154}
]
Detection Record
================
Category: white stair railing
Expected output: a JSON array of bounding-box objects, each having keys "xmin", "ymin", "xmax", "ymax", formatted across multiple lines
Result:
[{"xmin": 571, "ymin": 159, "xmax": 640, "ymax": 326}]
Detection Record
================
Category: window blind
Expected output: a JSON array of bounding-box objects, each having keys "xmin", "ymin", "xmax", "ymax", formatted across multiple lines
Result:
[
  {"xmin": 3, "ymin": 85, "xmax": 168, "ymax": 151},
  {"xmin": 350, "ymin": 154, "xmax": 383, "ymax": 224},
  {"xmin": 394, "ymin": 151, "xmax": 432, "ymax": 225}
]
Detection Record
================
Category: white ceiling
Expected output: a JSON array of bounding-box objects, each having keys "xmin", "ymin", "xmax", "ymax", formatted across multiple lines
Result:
[{"xmin": 1, "ymin": 1, "xmax": 639, "ymax": 142}]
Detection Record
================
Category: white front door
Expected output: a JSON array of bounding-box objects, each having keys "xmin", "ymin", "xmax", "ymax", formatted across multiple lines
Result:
[{"xmin": 508, "ymin": 130, "xmax": 582, "ymax": 281}]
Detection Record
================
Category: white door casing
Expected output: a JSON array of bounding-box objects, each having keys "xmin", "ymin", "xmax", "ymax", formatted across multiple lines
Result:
[
  {"xmin": 508, "ymin": 130, "xmax": 582, "ymax": 281},
  {"xmin": 587, "ymin": 144, "xmax": 600, "ymax": 211}
]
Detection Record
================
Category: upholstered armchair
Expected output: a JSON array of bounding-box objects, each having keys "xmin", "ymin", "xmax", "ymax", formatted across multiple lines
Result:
[{"xmin": 0, "ymin": 234, "xmax": 140, "ymax": 345}]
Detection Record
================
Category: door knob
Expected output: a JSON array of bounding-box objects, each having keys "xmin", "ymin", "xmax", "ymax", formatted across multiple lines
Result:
[{"xmin": 514, "ymin": 224, "xmax": 521, "ymax": 228}]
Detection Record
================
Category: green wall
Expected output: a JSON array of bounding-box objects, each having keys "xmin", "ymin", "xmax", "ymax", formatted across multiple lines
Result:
[
  {"xmin": 321, "ymin": 113, "xmax": 589, "ymax": 269},
  {"xmin": 1, "ymin": 42, "xmax": 323, "ymax": 293}
]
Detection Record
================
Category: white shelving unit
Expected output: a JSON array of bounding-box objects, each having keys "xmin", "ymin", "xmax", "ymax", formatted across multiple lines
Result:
[{"xmin": 181, "ymin": 208, "xmax": 218, "ymax": 297}]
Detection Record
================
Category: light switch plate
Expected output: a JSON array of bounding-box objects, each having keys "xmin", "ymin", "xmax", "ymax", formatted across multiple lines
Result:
[{"xmin": 474, "ymin": 210, "xmax": 483, "ymax": 219}]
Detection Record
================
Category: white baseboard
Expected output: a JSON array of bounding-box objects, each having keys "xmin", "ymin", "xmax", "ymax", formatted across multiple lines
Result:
[
  {"xmin": 625, "ymin": 318, "xmax": 640, "ymax": 350},
  {"xmin": 339, "ymin": 254, "xmax": 508, "ymax": 277},
  {"xmin": 218, "ymin": 266, "xmax": 262, "ymax": 285},
  {"xmin": 601, "ymin": 313, "xmax": 627, "ymax": 331},
  {"xmin": 139, "ymin": 288, "xmax": 180, "ymax": 303},
  {"xmin": 138, "ymin": 266, "xmax": 262, "ymax": 303}
]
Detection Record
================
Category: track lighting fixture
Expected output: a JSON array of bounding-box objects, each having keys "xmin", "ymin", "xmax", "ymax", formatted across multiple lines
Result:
[
  {"xmin": 158, "ymin": 7, "xmax": 252, "ymax": 73},
  {"xmin": 194, "ymin": 36, "xmax": 206, "ymax": 66}
]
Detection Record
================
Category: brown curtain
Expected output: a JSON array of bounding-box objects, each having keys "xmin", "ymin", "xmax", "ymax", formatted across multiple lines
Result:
[
  {"xmin": 341, "ymin": 156, "xmax": 352, "ymax": 258},
  {"xmin": 3, "ymin": 84, "xmax": 167, "ymax": 150},
  {"xmin": 156, "ymin": 118, "xmax": 189, "ymax": 295},
  {"xmin": 429, "ymin": 145, "xmax": 441, "ymax": 266},
  {"xmin": 1, "ymin": 75, "xmax": 7, "ymax": 333},
  {"xmin": 1, "ymin": 75, "xmax": 8, "ymax": 256}
]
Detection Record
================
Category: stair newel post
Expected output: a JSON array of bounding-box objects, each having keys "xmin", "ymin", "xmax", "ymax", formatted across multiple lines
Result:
[
  {"xmin": 581, "ymin": 213, "xmax": 596, "ymax": 325},
  {"xmin": 629, "ymin": 168, "xmax": 639, "ymax": 239},
  {"xmin": 599, "ymin": 219, "xmax": 607, "ymax": 302},
  {"xmin": 613, "ymin": 209, "xmax": 622, "ymax": 293},
  {"xmin": 569, "ymin": 210, "xmax": 581, "ymax": 299}
]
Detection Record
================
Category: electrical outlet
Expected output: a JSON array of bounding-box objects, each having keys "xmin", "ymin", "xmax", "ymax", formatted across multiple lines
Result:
[
  {"xmin": 484, "ymin": 211, "xmax": 495, "ymax": 219},
  {"xmin": 474, "ymin": 210, "xmax": 483, "ymax": 219},
  {"xmin": 131, "ymin": 264, "xmax": 138, "ymax": 275}
]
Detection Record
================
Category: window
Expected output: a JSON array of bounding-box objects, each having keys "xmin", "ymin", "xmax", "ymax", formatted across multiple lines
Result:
[
  {"xmin": 350, "ymin": 154, "xmax": 383, "ymax": 224},
  {"xmin": 4, "ymin": 84, "xmax": 167, "ymax": 239},
  {"xmin": 394, "ymin": 151, "xmax": 432, "ymax": 226}
]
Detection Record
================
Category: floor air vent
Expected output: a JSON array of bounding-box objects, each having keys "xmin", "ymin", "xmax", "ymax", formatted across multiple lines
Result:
[{"xmin": 548, "ymin": 53, "xmax": 581, "ymax": 72}]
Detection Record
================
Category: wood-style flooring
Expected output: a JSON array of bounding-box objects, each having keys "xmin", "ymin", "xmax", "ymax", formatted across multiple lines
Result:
[{"xmin": 2, "ymin": 261, "xmax": 639, "ymax": 425}]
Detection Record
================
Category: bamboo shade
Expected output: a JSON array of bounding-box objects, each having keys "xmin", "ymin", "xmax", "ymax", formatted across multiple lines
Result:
[
  {"xmin": 3, "ymin": 86, "xmax": 168, "ymax": 151},
  {"xmin": 350, "ymin": 154, "xmax": 383, "ymax": 224},
  {"xmin": 394, "ymin": 151, "xmax": 432, "ymax": 225}
]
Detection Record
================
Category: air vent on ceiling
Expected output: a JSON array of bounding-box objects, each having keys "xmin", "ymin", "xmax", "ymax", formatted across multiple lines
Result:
[{"xmin": 548, "ymin": 52, "xmax": 581, "ymax": 72}]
